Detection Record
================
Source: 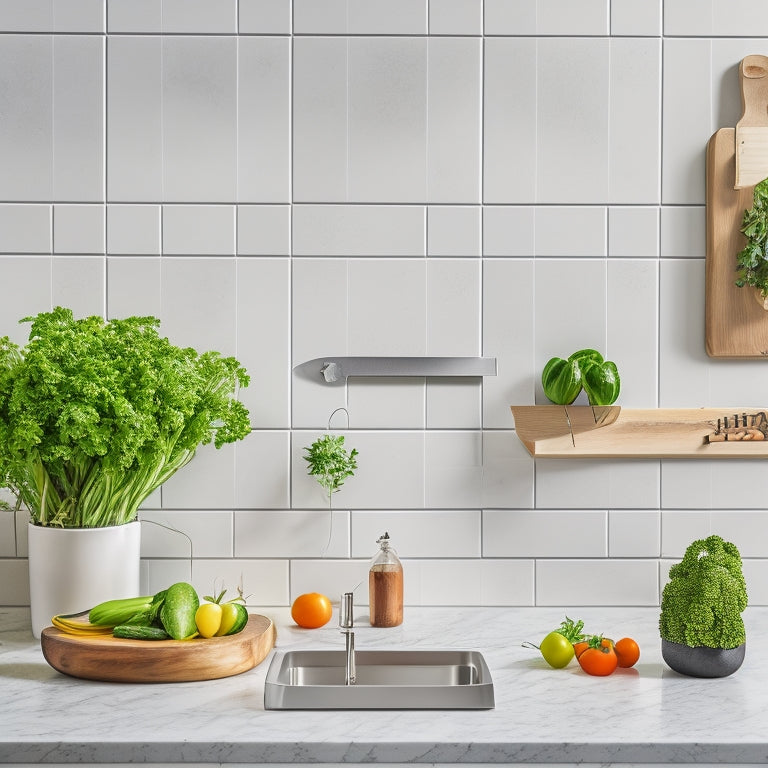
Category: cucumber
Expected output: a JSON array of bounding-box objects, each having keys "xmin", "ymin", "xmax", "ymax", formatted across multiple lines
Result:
[
  {"xmin": 113, "ymin": 624, "xmax": 170, "ymax": 640},
  {"xmin": 159, "ymin": 582, "xmax": 199, "ymax": 640},
  {"xmin": 217, "ymin": 603, "xmax": 249, "ymax": 636}
]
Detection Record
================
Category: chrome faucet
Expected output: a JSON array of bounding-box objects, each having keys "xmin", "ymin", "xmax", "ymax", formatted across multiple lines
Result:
[{"xmin": 339, "ymin": 592, "xmax": 356, "ymax": 685}]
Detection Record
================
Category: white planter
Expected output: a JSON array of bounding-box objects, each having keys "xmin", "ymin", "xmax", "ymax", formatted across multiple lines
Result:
[{"xmin": 28, "ymin": 520, "xmax": 141, "ymax": 639}]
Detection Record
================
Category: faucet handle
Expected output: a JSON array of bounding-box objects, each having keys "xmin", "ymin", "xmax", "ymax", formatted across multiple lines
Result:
[{"xmin": 339, "ymin": 592, "xmax": 354, "ymax": 629}]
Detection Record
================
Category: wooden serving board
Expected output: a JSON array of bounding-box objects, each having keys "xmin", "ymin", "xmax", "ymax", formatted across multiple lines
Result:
[
  {"xmin": 40, "ymin": 614, "xmax": 276, "ymax": 683},
  {"xmin": 511, "ymin": 406, "xmax": 768, "ymax": 458},
  {"xmin": 706, "ymin": 56, "xmax": 768, "ymax": 357}
]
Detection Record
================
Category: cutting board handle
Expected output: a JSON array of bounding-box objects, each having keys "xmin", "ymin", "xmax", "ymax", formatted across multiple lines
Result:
[{"xmin": 738, "ymin": 55, "xmax": 768, "ymax": 127}]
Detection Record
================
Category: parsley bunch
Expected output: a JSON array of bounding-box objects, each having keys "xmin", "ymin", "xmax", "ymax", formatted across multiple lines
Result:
[
  {"xmin": 303, "ymin": 434, "xmax": 358, "ymax": 504},
  {"xmin": 0, "ymin": 307, "xmax": 250, "ymax": 528}
]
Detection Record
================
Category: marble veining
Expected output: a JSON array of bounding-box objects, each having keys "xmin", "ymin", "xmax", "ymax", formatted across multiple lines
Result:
[{"xmin": 2, "ymin": 606, "xmax": 768, "ymax": 764}]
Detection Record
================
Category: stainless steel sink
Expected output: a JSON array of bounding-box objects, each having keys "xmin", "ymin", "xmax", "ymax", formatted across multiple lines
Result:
[{"xmin": 263, "ymin": 649, "xmax": 494, "ymax": 710}]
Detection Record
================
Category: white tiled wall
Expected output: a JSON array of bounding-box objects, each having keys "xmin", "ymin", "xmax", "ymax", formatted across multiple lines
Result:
[{"xmin": 3, "ymin": 0, "xmax": 768, "ymax": 610}]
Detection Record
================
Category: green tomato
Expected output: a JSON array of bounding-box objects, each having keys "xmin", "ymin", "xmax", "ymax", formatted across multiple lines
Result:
[{"xmin": 539, "ymin": 630, "xmax": 575, "ymax": 668}]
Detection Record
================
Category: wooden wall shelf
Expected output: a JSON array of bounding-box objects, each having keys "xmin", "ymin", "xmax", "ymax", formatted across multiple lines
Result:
[{"xmin": 510, "ymin": 406, "xmax": 768, "ymax": 459}]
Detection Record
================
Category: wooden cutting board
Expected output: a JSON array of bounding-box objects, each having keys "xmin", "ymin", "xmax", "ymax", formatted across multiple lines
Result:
[
  {"xmin": 40, "ymin": 614, "xmax": 276, "ymax": 683},
  {"xmin": 706, "ymin": 56, "xmax": 768, "ymax": 357}
]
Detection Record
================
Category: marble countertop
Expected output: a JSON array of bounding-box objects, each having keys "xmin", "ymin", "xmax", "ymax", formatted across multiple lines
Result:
[{"xmin": 0, "ymin": 604, "xmax": 766, "ymax": 765}]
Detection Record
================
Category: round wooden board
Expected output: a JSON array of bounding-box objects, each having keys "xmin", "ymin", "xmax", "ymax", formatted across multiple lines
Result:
[{"xmin": 41, "ymin": 614, "xmax": 276, "ymax": 683}]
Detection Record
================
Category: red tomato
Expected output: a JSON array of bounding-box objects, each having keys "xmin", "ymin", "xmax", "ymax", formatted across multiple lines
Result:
[
  {"xmin": 577, "ymin": 637, "xmax": 618, "ymax": 676},
  {"xmin": 572, "ymin": 640, "xmax": 589, "ymax": 659},
  {"xmin": 614, "ymin": 637, "xmax": 640, "ymax": 668}
]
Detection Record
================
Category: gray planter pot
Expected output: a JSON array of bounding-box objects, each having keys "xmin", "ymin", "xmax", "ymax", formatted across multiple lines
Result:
[{"xmin": 661, "ymin": 638, "xmax": 746, "ymax": 678}]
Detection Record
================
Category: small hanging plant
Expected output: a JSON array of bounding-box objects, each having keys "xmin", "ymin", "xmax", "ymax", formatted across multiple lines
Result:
[
  {"xmin": 735, "ymin": 177, "xmax": 768, "ymax": 302},
  {"xmin": 303, "ymin": 434, "xmax": 359, "ymax": 505}
]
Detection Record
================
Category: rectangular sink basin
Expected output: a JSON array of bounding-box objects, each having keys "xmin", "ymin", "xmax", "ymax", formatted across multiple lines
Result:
[{"xmin": 263, "ymin": 649, "xmax": 494, "ymax": 710}]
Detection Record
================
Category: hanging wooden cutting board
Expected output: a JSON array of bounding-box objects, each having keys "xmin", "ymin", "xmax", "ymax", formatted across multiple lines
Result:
[
  {"xmin": 706, "ymin": 56, "xmax": 768, "ymax": 358},
  {"xmin": 40, "ymin": 614, "xmax": 276, "ymax": 683}
]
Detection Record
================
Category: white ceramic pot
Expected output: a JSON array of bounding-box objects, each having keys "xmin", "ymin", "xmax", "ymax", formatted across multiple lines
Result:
[{"xmin": 28, "ymin": 520, "xmax": 141, "ymax": 639}]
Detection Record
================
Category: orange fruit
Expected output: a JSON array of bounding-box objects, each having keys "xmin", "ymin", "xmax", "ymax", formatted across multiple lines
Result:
[{"xmin": 291, "ymin": 592, "xmax": 333, "ymax": 628}]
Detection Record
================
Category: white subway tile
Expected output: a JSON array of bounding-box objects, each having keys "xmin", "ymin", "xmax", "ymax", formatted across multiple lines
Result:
[
  {"xmin": 160, "ymin": 257, "xmax": 236, "ymax": 354},
  {"xmin": 293, "ymin": 0, "xmax": 345, "ymax": 33},
  {"xmin": 195, "ymin": 558, "xmax": 289, "ymax": 606},
  {"xmin": 52, "ymin": 256, "xmax": 105, "ymax": 317},
  {"xmin": 611, "ymin": 0, "xmax": 661, "ymax": 36},
  {"xmin": 237, "ymin": 205, "xmax": 290, "ymax": 256},
  {"xmin": 658, "ymin": 259, "xmax": 710, "ymax": 406},
  {"xmin": 661, "ymin": 510, "xmax": 715, "ymax": 557},
  {"xmin": 483, "ymin": 0, "xmax": 536, "ymax": 34},
  {"xmin": 663, "ymin": 0, "xmax": 713, "ymax": 35},
  {"xmin": 161, "ymin": 0, "xmax": 237, "ymax": 33},
  {"xmin": 107, "ymin": 36, "xmax": 162, "ymax": 201},
  {"xmin": 107, "ymin": 0, "xmax": 161, "ymax": 32},
  {"xmin": 429, "ymin": 0, "xmax": 482, "ymax": 35},
  {"xmin": 483, "ymin": 259, "xmax": 535, "ymax": 425},
  {"xmin": 107, "ymin": 257, "xmax": 161, "ymax": 318},
  {"xmin": 53, "ymin": 36, "xmax": 103, "ymax": 201},
  {"xmin": 427, "ymin": 206, "xmax": 480, "ymax": 257},
  {"xmin": 536, "ymin": 560, "xmax": 659, "ymax": 606},
  {"xmin": 0, "ymin": 205, "xmax": 51, "ymax": 253},
  {"xmin": 347, "ymin": 379, "xmax": 425, "ymax": 429},
  {"xmin": 54, "ymin": 0, "xmax": 104, "ymax": 32},
  {"xmin": 162, "ymin": 37, "xmax": 237, "ymax": 202},
  {"xmin": 483, "ymin": 207, "xmax": 534, "ymax": 257},
  {"xmin": 144, "ymin": 559, "xmax": 194, "ymax": 597},
  {"xmin": 234, "ymin": 431, "xmax": 291, "ymax": 509},
  {"xmin": 238, "ymin": 37, "xmax": 290, "ymax": 203},
  {"xmin": 0, "ymin": 258, "xmax": 52, "ymax": 344},
  {"xmin": 162, "ymin": 442, "xmax": 236, "ymax": 509},
  {"xmin": 292, "ymin": 38, "xmax": 347, "ymax": 202},
  {"xmin": 609, "ymin": 510, "xmax": 661, "ymax": 557},
  {"xmin": 239, "ymin": 0, "xmax": 291, "ymax": 33},
  {"xmin": 290, "ymin": 559, "xmax": 369, "ymax": 605},
  {"xmin": 348, "ymin": 0, "xmax": 427, "ymax": 34},
  {"xmin": 483, "ymin": 38, "xmax": 537, "ymax": 203},
  {"xmin": 425, "ymin": 431, "xmax": 483, "ymax": 508},
  {"xmin": 660, "ymin": 463, "xmax": 712, "ymax": 511},
  {"xmin": 348, "ymin": 38, "xmax": 427, "ymax": 202},
  {"xmin": 0, "ymin": 560, "xmax": 29, "ymax": 605},
  {"xmin": 140, "ymin": 511, "xmax": 234, "ymax": 558},
  {"xmin": 15, "ymin": 509, "xmax": 29, "ymax": 556},
  {"xmin": 348, "ymin": 259, "xmax": 426, "ymax": 355},
  {"xmin": 536, "ymin": 460, "xmax": 660, "ymax": 509},
  {"xmin": 662, "ymin": 40, "xmax": 711, "ymax": 205},
  {"xmin": 481, "ymin": 431, "xmax": 534, "ymax": 509},
  {"xmin": 607, "ymin": 259, "xmax": 658, "ymax": 407},
  {"xmin": 537, "ymin": 38, "xmax": 609, "ymax": 203},
  {"xmin": 236, "ymin": 258, "xmax": 290, "ymax": 428},
  {"xmin": 427, "ymin": 259, "xmax": 480, "ymax": 356},
  {"xmin": 162, "ymin": 205, "xmax": 235, "ymax": 256},
  {"xmin": 107, "ymin": 205, "xmax": 161, "ymax": 255},
  {"xmin": 292, "ymin": 431, "xmax": 425, "ymax": 510},
  {"xmin": 427, "ymin": 38, "xmax": 481, "ymax": 204},
  {"xmin": 0, "ymin": 36, "xmax": 52, "ymax": 200},
  {"xmin": 535, "ymin": 207, "xmax": 606, "ymax": 257},
  {"xmin": 293, "ymin": 205, "xmax": 425, "ymax": 256},
  {"xmin": 662, "ymin": 460, "xmax": 768, "ymax": 510},
  {"xmin": 741, "ymin": 560, "xmax": 768, "ymax": 605},
  {"xmin": 0, "ymin": 0, "xmax": 52, "ymax": 31},
  {"xmin": 609, "ymin": 38, "xmax": 661, "ymax": 204},
  {"xmin": 351, "ymin": 510, "xmax": 481, "ymax": 558},
  {"xmin": 709, "ymin": 362, "xmax": 768, "ymax": 409},
  {"xmin": 426, "ymin": 380, "xmax": 481, "ymax": 429},
  {"xmin": 53, "ymin": 205, "xmax": 104, "ymax": 254},
  {"xmin": 660, "ymin": 207, "xmax": 705, "ymax": 258},
  {"xmin": 608, "ymin": 207, "xmax": 659, "ymax": 258},
  {"xmin": 235, "ymin": 510, "xmax": 349, "ymax": 558},
  {"xmin": 484, "ymin": 510, "xmax": 607, "ymax": 558},
  {"xmin": 479, "ymin": 559, "xmax": 535, "ymax": 606},
  {"xmin": 712, "ymin": 39, "xmax": 761, "ymax": 130},
  {"xmin": 485, "ymin": 0, "xmax": 607, "ymax": 35},
  {"xmin": 712, "ymin": 0, "xmax": 768, "ymax": 36}
]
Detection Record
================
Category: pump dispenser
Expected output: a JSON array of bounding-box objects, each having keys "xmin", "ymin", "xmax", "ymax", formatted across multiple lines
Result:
[{"xmin": 369, "ymin": 531, "xmax": 403, "ymax": 627}]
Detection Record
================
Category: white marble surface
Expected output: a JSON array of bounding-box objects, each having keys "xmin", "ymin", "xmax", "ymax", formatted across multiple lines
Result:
[{"xmin": 0, "ymin": 604, "xmax": 766, "ymax": 764}]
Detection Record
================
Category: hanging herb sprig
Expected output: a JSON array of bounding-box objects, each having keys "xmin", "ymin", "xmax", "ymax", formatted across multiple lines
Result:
[
  {"xmin": 736, "ymin": 178, "xmax": 768, "ymax": 298},
  {"xmin": 303, "ymin": 434, "xmax": 359, "ymax": 505}
]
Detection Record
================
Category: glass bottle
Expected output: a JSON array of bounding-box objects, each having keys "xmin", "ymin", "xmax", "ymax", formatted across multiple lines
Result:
[{"xmin": 369, "ymin": 532, "xmax": 403, "ymax": 627}]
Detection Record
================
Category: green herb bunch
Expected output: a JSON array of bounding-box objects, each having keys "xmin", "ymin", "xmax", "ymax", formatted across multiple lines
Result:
[
  {"xmin": 0, "ymin": 307, "xmax": 250, "ymax": 528},
  {"xmin": 303, "ymin": 434, "xmax": 358, "ymax": 504},
  {"xmin": 736, "ymin": 178, "xmax": 768, "ymax": 297}
]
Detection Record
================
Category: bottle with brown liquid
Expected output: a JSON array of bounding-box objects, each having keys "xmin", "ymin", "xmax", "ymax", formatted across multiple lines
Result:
[{"xmin": 369, "ymin": 531, "xmax": 403, "ymax": 627}]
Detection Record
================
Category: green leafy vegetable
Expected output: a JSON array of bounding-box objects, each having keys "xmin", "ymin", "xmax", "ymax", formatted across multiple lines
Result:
[
  {"xmin": 541, "ymin": 348, "xmax": 620, "ymax": 406},
  {"xmin": 303, "ymin": 434, "xmax": 359, "ymax": 502},
  {"xmin": 659, "ymin": 535, "xmax": 748, "ymax": 650},
  {"xmin": 0, "ymin": 307, "xmax": 250, "ymax": 528},
  {"xmin": 580, "ymin": 358, "xmax": 621, "ymax": 406},
  {"xmin": 736, "ymin": 177, "xmax": 768, "ymax": 297},
  {"xmin": 541, "ymin": 357, "xmax": 582, "ymax": 405}
]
